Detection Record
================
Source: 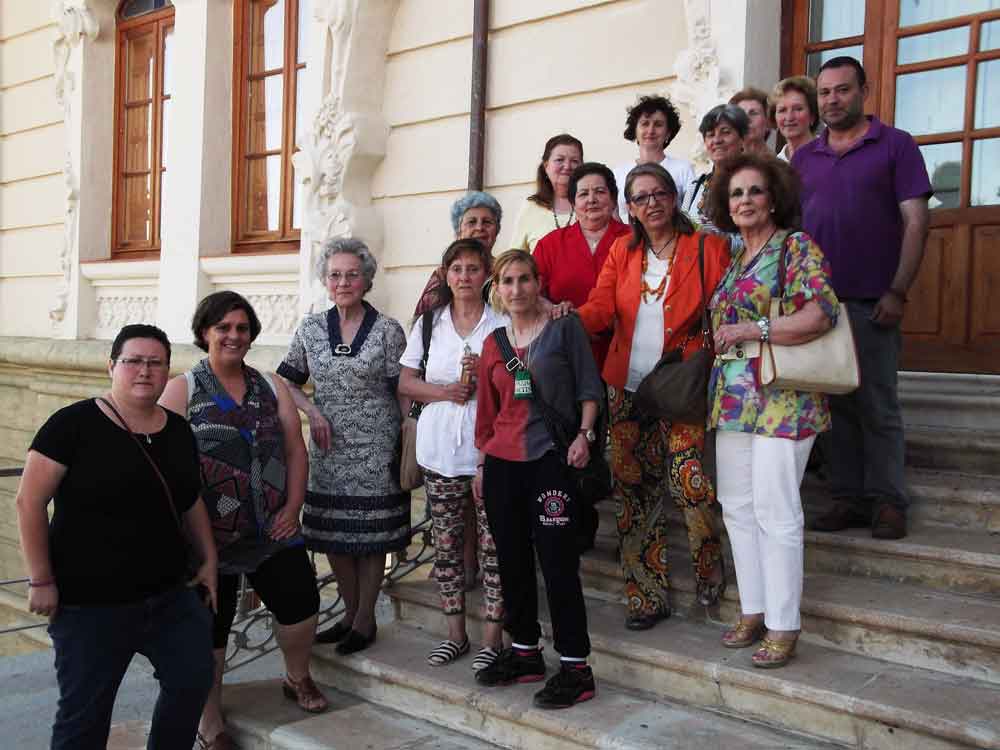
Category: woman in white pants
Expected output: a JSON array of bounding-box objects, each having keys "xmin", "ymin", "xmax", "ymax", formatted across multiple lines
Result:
[{"xmin": 703, "ymin": 153, "xmax": 840, "ymax": 668}]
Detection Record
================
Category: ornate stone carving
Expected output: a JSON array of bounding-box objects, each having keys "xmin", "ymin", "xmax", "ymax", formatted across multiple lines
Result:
[
  {"xmin": 246, "ymin": 294, "xmax": 300, "ymax": 337},
  {"xmin": 50, "ymin": 0, "xmax": 99, "ymax": 327},
  {"xmin": 671, "ymin": 0, "xmax": 736, "ymax": 170},
  {"xmin": 96, "ymin": 296, "xmax": 158, "ymax": 334},
  {"xmin": 314, "ymin": 0, "xmax": 355, "ymax": 97}
]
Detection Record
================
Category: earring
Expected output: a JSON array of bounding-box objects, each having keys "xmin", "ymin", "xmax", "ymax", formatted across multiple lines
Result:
[{"xmin": 769, "ymin": 207, "xmax": 775, "ymax": 213}]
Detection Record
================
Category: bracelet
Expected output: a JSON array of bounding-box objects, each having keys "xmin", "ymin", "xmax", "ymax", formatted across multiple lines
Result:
[
  {"xmin": 28, "ymin": 579, "xmax": 54, "ymax": 588},
  {"xmin": 756, "ymin": 317, "xmax": 770, "ymax": 342},
  {"xmin": 476, "ymin": 463, "xmax": 485, "ymax": 470}
]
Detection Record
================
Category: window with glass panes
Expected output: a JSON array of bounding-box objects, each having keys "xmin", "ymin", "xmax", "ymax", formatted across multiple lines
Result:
[{"xmin": 232, "ymin": 0, "xmax": 311, "ymax": 253}]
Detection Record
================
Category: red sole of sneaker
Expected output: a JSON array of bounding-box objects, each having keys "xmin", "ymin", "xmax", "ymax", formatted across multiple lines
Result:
[{"xmin": 515, "ymin": 674, "xmax": 546, "ymax": 683}]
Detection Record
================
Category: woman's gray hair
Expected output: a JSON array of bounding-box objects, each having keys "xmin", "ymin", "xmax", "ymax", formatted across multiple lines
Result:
[
  {"xmin": 698, "ymin": 103, "xmax": 750, "ymax": 138},
  {"xmin": 449, "ymin": 191, "xmax": 502, "ymax": 234},
  {"xmin": 315, "ymin": 237, "xmax": 378, "ymax": 292}
]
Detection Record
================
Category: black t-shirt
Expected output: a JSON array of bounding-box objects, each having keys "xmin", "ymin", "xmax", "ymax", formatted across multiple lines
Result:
[{"xmin": 30, "ymin": 399, "xmax": 201, "ymax": 605}]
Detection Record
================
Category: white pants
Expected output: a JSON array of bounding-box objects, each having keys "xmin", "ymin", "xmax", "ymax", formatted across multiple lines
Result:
[{"xmin": 716, "ymin": 431, "xmax": 816, "ymax": 631}]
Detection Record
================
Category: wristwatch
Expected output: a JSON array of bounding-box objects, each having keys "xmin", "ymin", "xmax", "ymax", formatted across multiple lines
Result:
[
  {"xmin": 756, "ymin": 317, "xmax": 770, "ymax": 342},
  {"xmin": 579, "ymin": 428, "xmax": 596, "ymax": 444}
]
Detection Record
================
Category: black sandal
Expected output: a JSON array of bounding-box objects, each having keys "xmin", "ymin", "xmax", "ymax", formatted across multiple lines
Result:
[{"xmin": 315, "ymin": 619, "xmax": 351, "ymax": 644}]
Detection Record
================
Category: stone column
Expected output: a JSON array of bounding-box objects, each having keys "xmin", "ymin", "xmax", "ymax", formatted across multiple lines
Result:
[{"xmin": 156, "ymin": 0, "xmax": 233, "ymax": 341}]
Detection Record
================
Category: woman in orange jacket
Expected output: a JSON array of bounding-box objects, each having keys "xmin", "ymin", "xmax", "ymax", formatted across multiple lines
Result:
[{"xmin": 556, "ymin": 162, "xmax": 729, "ymax": 629}]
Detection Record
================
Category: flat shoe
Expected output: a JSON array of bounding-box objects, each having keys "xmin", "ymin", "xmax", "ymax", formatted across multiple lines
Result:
[
  {"xmin": 625, "ymin": 608, "xmax": 670, "ymax": 631},
  {"xmin": 315, "ymin": 619, "xmax": 352, "ymax": 644},
  {"xmin": 751, "ymin": 636, "xmax": 797, "ymax": 668},
  {"xmin": 281, "ymin": 673, "xmax": 329, "ymax": 713},
  {"xmin": 336, "ymin": 626, "xmax": 377, "ymax": 655},
  {"xmin": 427, "ymin": 636, "xmax": 470, "ymax": 666},
  {"xmin": 721, "ymin": 618, "xmax": 766, "ymax": 649}
]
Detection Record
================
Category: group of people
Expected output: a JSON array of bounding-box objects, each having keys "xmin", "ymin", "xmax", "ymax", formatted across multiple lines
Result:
[{"xmin": 15, "ymin": 55, "xmax": 930, "ymax": 748}]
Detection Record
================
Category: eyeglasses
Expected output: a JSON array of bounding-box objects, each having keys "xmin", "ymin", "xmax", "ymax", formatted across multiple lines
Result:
[
  {"xmin": 728, "ymin": 185, "xmax": 769, "ymax": 200},
  {"xmin": 327, "ymin": 271, "xmax": 362, "ymax": 284},
  {"xmin": 629, "ymin": 189, "xmax": 673, "ymax": 206},
  {"xmin": 116, "ymin": 357, "xmax": 168, "ymax": 371}
]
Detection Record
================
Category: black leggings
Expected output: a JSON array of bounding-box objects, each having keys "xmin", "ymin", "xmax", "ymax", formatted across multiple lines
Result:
[
  {"xmin": 213, "ymin": 543, "xmax": 320, "ymax": 648},
  {"xmin": 482, "ymin": 451, "xmax": 590, "ymax": 659}
]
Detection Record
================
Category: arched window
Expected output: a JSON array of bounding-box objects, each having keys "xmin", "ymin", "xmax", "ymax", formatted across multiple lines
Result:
[
  {"xmin": 232, "ymin": 0, "xmax": 309, "ymax": 253},
  {"xmin": 111, "ymin": 0, "xmax": 174, "ymax": 256}
]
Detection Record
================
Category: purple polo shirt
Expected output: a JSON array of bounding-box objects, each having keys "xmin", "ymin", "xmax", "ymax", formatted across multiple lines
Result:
[{"xmin": 792, "ymin": 116, "xmax": 931, "ymax": 299}]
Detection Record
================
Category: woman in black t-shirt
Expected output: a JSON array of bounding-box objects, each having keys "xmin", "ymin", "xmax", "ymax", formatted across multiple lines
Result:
[{"xmin": 16, "ymin": 324, "xmax": 217, "ymax": 750}]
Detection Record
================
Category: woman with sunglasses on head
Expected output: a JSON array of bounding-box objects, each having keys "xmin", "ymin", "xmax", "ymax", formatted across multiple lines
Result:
[
  {"xmin": 16, "ymin": 324, "xmax": 217, "ymax": 750},
  {"xmin": 554, "ymin": 163, "xmax": 730, "ymax": 629},
  {"xmin": 160, "ymin": 291, "xmax": 328, "ymax": 748}
]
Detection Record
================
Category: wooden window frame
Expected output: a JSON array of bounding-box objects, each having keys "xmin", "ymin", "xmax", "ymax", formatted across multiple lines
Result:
[
  {"xmin": 110, "ymin": 2, "xmax": 175, "ymax": 258},
  {"xmin": 231, "ymin": 0, "xmax": 306, "ymax": 255},
  {"xmin": 784, "ymin": 1, "xmax": 1000, "ymax": 221}
]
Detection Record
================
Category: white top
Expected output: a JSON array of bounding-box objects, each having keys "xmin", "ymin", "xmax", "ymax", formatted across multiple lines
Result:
[
  {"xmin": 625, "ymin": 250, "xmax": 670, "ymax": 392},
  {"xmin": 613, "ymin": 154, "xmax": 697, "ymax": 220},
  {"xmin": 777, "ymin": 144, "xmax": 792, "ymax": 162},
  {"xmin": 510, "ymin": 199, "xmax": 575, "ymax": 251},
  {"xmin": 400, "ymin": 304, "xmax": 510, "ymax": 477}
]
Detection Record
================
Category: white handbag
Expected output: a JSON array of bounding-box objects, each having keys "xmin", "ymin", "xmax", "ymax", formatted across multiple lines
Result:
[{"xmin": 759, "ymin": 238, "xmax": 860, "ymax": 395}]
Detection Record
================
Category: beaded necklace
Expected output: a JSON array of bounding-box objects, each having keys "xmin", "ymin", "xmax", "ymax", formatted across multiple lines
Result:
[
  {"xmin": 640, "ymin": 237, "xmax": 676, "ymax": 303},
  {"xmin": 552, "ymin": 206, "xmax": 575, "ymax": 230}
]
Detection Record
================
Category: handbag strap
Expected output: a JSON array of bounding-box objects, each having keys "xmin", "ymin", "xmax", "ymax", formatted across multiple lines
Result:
[
  {"xmin": 97, "ymin": 397, "xmax": 183, "ymax": 534},
  {"xmin": 491, "ymin": 328, "xmax": 574, "ymax": 452},
  {"xmin": 419, "ymin": 309, "xmax": 433, "ymax": 372},
  {"xmin": 770, "ymin": 232, "xmax": 796, "ymax": 321}
]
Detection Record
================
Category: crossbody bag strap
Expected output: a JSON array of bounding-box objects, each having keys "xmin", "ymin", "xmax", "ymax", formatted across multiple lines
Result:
[
  {"xmin": 491, "ymin": 328, "xmax": 572, "ymax": 451},
  {"xmin": 698, "ymin": 233, "xmax": 710, "ymax": 346},
  {"xmin": 97, "ymin": 397, "xmax": 183, "ymax": 533},
  {"xmin": 771, "ymin": 232, "xmax": 795, "ymax": 321},
  {"xmin": 420, "ymin": 309, "xmax": 434, "ymax": 372}
]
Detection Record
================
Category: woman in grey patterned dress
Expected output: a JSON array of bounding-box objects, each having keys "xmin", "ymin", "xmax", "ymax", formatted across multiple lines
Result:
[{"xmin": 278, "ymin": 238, "xmax": 410, "ymax": 656}]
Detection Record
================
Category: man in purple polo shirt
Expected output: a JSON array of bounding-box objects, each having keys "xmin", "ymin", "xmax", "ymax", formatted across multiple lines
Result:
[{"xmin": 793, "ymin": 57, "xmax": 930, "ymax": 540}]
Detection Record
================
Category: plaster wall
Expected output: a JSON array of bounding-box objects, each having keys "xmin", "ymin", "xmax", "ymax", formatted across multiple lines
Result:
[{"xmin": 0, "ymin": 5, "xmax": 63, "ymax": 338}]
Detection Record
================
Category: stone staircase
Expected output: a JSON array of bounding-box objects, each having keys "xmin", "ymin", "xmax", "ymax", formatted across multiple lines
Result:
[{"xmin": 205, "ymin": 374, "xmax": 1000, "ymax": 748}]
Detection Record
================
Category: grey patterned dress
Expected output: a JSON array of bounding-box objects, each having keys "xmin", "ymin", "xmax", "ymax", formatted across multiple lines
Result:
[{"xmin": 277, "ymin": 301, "xmax": 410, "ymax": 555}]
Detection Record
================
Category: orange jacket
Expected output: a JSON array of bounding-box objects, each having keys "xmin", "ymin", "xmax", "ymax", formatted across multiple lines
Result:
[{"xmin": 577, "ymin": 231, "xmax": 730, "ymax": 389}]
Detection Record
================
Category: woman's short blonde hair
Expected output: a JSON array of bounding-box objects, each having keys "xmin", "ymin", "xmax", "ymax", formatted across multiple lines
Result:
[
  {"xmin": 769, "ymin": 76, "xmax": 820, "ymax": 132},
  {"xmin": 489, "ymin": 249, "xmax": 538, "ymax": 312}
]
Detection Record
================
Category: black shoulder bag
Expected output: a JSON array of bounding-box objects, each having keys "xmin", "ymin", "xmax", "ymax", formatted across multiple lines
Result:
[
  {"xmin": 399, "ymin": 310, "xmax": 435, "ymax": 492},
  {"xmin": 633, "ymin": 233, "xmax": 713, "ymax": 423},
  {"xmin": 491, "ymin": 328, "xmax": 612, "ymax": 507}
]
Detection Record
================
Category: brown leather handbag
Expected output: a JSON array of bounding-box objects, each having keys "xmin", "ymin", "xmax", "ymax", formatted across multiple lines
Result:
[{"xmin": 633, "ymin": 234, "xmax": 713, "ymax": 423}]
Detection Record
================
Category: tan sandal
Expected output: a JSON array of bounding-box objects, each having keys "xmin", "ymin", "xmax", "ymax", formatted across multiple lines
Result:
[
  {"xmin": 751, "ymin": 636, "xmax": 797, "ymax": 668},
  {"xmin": 721, "ymin": 618, "xmax": 766, "ymax": 649},
  {"xmin": 281, "ymin": 673, "xmax": 329, "ymax": 713}
]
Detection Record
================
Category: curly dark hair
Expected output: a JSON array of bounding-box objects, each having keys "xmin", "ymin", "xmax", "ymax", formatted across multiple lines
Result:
[
  {"xmin": 527, "ymin": 133, "xmax": 584, "ymax": 209},
  {"xmin": 622, "ymin": 95, "xmax": 682, "ymax": 148},
  {"xmin": 191, "ymin": 291, "xmax": 262, "ymax": 352},
  {"xmin": 704, "ymin": 153, "xmax": 802, "ymax": 234},
  {"xmin": 568, "ymin": 162, "xmax": 618, "ymax": 204}
]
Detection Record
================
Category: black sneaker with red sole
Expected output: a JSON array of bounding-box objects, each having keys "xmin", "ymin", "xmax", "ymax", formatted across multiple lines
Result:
[
  {"xmin": 533, "ymin": 664, "xmax": 596, "ymax": 709},
  {"xmin": 474, "ymin": 646, "xmax": 546, "ymax": 686}
]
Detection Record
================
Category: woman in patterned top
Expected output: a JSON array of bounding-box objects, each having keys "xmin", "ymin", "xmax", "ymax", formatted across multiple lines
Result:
[
  {"xmin": 682, "ymin": 104, "xmax": 749, "ymax": 238},
  {"xmin": 278, "ymin": 238, "xmax": 410, "ymax": 657},
  {"xmin": 704, "ymin": 153, "xmax": 839, "ymax": 668},
  {"xmin": 161, "ymin": 292, "xmax": 327, "ymax": 748}
]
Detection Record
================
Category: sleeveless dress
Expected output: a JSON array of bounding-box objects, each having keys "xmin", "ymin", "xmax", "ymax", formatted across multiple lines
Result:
[{"xmin": 186, "ymin": 359, "xmax": 301, "ymax": 575}]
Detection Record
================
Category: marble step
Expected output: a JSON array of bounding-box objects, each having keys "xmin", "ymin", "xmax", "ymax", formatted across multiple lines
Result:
[
  {"xmin": 591, "ymin": 500, "xmax": 1000, "ymax": 596},
  {"xmin": 905, "ymin": 426, "xmax": 1000, "ymax": 476},
  {"xmin": 576, "ymin": 541, "xmax": 1000, "ymax": 684},
  {"xmin": 389, "ymin": 580, "xmax": 1000, "ymax": 750},
  {"xmin": 801, "ymin": 467, "xmax": 1000, "ymax": 532},
  {"xmin": 221, "ymin": 679, "xmax": 505, "ymax": 750},
  {"xmin": 310, "ymin": 620, "xmax": 839, "ymax": 750}
]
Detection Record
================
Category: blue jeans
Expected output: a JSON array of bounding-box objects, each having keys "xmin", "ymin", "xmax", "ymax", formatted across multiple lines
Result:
[
  {"xmin": 829, "ymin": 299, "xmax": 908, "ymax": 512},
  {"xmin": 48, "ymin": 586, "xmax": 214, "ymax": 750}
]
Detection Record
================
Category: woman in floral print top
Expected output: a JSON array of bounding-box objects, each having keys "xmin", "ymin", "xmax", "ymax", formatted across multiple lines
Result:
[{"xmin": 703, "ymin": 153, "xmax": 839, "ymax": 669}]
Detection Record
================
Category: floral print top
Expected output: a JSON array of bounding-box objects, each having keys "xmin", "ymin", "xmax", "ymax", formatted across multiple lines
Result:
[{"xmin": 708, "ymin": 229, "xmax": 839, "ymax": 440}]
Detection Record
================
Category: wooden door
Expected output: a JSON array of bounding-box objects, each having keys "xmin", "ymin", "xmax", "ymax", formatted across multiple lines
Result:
[{"xmin": 785, "ymin": 0, "xmax": 1000, "ymax": 374}]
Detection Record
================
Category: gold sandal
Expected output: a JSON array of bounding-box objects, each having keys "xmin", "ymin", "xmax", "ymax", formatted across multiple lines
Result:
[
  {"xmin": 721, "ymin": 618, "xmax": 765, "ymax": 649},
  {"xmin": 751, "ymin": 636, "xmax": 797, "ymax": 668}
]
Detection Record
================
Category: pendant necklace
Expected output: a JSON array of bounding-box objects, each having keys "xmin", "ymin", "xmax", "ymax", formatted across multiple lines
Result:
[{"xmin": 552, "ymin": 206, "xmax": 575, "ymax": 230}]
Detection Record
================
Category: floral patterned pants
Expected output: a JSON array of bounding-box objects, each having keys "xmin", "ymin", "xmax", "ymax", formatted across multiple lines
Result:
[
  {"xmin": 609, "ymin": 386, "xmax": 724, "ymax": 616},
  {"xmin": 423, "ymin": 470, "xmax": 503, "ymax": 622}
]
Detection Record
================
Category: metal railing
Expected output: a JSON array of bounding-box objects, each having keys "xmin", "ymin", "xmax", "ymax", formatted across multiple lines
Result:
[
  {"xmin": 0, "ymin": 462, "xmax": 437, "ymax": 667},
  {"xmin": 222, "ymin": 511, "xmax": 435, "ymax": 672}
]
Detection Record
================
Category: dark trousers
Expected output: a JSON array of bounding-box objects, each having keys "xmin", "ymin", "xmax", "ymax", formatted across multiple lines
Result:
[
  {"xmin": 482, "ymin": 452, "xmax": 590, "ymax": 659},
  {"xmin": 48, "ymin": 586, "xmax": 214, "ymax": 750},
  {"xmin": 829, "ymin": 299, "xmax": 908, "ymax": 512}
]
